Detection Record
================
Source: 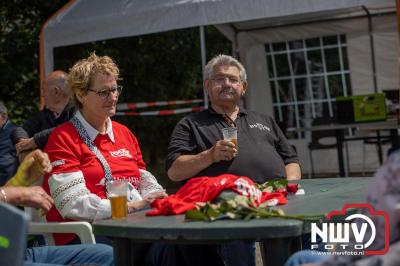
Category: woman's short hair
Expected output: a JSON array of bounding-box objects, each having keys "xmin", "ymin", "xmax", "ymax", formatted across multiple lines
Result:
[
  {"xmin": 203, "ymin": 54, "xmax": 247, "ymax": 82},
  {"xmin": 67, "ymin": 52, "xmax": 120, "ymax": 109}
]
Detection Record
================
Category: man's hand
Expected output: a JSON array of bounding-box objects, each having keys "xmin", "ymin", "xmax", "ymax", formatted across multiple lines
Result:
[
  {"xmin": 167, "ymin": 140, "xmax": 238, "ymax": 181},
  {"xmin": 15, "ymin": 138, "xmax": 37, "ymax": 154},
  {"xmin": 210, "ymin": 140, "xmax": 238, "ymax": 162},
  {"xmin": 143, "ymin": 191, "xmax": 168, "ymax": 204},
  {"xmin": 3, "ymin": 186, "xmax": 54, "ymax": 212},
  {"xmin": 7, "ymin": 149, "xmax": 52, "ymax": 186},
  {"xmin": 285, "ymin": 163, "xmax": 301, "ymax": 180}
]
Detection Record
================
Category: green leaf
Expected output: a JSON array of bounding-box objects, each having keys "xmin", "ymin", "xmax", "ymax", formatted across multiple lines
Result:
[
  {"xmin": 185, "ymin": 209, "xmax": 209, "ymax": 221},
  {"xmin": 206, "ymin": 204, "xmax": 220, "ymax": 218},
  {"xmin": 185, "ymin": 179, "xmax": 324, "ymax": 222},
  {"xmin": 256, "ymin": 178, "xmax": 288, "ymax": 192}
]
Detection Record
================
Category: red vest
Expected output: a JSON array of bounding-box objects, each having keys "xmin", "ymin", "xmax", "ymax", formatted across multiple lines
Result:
[{"xmin": 43, "ymin": 120, "xmax": 146, "ymax": 245}]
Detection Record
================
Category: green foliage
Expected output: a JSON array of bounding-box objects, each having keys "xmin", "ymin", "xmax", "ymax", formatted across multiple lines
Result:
[
  {"xmin": 0, "ymin": 0, "xmax": 67, "ymax": 124},
  {"xmin": 256, "ymin": 179, "xmax": 288, "ymax": 192},
  {"xmin": 186, "ymin": 194, "xmax": 324, "ymax": 222},
  {"xmin": 186, "ymin": 180, "xmax": 319, "ymax": 222}
]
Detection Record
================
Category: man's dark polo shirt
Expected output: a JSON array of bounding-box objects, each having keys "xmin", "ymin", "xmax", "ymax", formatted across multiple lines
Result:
[
  {"xmin": 166, "ymin": 108, "xmax": 299, "ymax": 183},
  {"xmin": 11, "ymin": 102, "xmax": 76, "ymax": 149}
]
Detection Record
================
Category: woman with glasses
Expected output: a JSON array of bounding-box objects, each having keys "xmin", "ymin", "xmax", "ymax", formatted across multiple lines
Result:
[{"xmin": 42, "ymin": 53, "xmax": 167, "ymax": 245}]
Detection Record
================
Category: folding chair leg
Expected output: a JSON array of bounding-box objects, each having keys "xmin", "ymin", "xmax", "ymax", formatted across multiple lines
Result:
[
  {"xmin": 344, "ymin": 142, "xmax": 350, "ymax": 176},
  {"xmin": 376, "ymin": 131, "xmax": 383, "ymax": 164},
  {"xmin": 362, "ymin": 142, "xmax": 366, "ymax": 176},
  {"xmin": 308, "ymin": 150, "xmax": 314, "ymax": 179}
]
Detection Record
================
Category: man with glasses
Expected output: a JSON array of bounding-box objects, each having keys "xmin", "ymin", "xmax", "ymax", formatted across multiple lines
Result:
[
  {"xmin": 12, "ymin": 70, "xmax": 75, "ymax": 161},
  {"xmin": 162, "ymin": 54, "xmax": 301, "ymax": 266},
  {"xmin": 167, "ymin": 54, "xmax": 300, "ymax": 184}
]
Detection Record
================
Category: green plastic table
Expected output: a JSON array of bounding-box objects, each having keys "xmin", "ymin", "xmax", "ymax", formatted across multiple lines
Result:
[{"xmin": 93, "ymin": 177, "xmax": 371, "ymax": 266}]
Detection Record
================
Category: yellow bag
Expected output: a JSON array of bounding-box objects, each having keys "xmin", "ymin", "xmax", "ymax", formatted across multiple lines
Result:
[{"xmin": 6, "ymin": 151, "xmax": 45, "ymax": 187}]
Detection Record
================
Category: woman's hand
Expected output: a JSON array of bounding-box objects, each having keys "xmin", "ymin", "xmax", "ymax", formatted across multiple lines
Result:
[
  {"xmin": 126, "ymin": 191, "xmax": 167, "ymax": 213},
  {"xmin": 127, "ymin": 200, "xmax": 148, "ymax": 213},
  {"xmin": 143, "ymin": 191, "xmax": 168, "ymax": 204}
]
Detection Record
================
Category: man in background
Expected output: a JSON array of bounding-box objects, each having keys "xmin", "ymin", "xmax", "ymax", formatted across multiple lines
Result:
[{"xmin": 12, "ymin": 70, "xmax": 75, "ymax": 160}]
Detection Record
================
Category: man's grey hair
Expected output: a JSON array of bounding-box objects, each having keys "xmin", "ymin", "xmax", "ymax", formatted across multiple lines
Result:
[
  {"xmin": 54, "ymin": 76, "xmax": 67, "ymax": 90},
  {"xmin": 0, "ymin": 101, "xmax": 8, "ymax": 117},
  {"xmin": 204, "ymin": 54, "xmax": 247, "ymax": 82},
  {"xmin": 50, "ymin": 71, "xmax": 67, "ymax": 91}
]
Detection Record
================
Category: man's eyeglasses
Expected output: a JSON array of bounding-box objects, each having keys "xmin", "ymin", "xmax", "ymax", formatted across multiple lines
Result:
[
  {"xmin": 210, "ymin": 76, "xmax": 241, "ymax": 85},
  {"xmin": 88, "ymin": 85, "xmax": 123, "ymax": 100}
]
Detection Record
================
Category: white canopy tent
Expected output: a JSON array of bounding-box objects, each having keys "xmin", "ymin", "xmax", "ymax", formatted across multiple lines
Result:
[
  {"xmin": 41, "ymin": 0, "xmax": 398, "ymax": 173},
  {"xmin": 41, "ymin": 0, "xmax": 396, "ymax": 108},
  {"xmin": 42, "ymin": 0, "xmax": 394, "ymax": 71}
]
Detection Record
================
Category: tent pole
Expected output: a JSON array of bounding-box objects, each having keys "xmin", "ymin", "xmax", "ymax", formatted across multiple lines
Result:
[
  {"xmin": 397, "ymin": 0, "xmax": 400, "ymax": 124},
  {"xmin": 39, "ymin": 0, "xmax": 77, "ymax": 109},
  {"xmin": 361, "ymin": 6, "xmax": 378, "ymax": 93},
  {"xmin": 200, "ymin": 26, "xmax": 208, "ymax": 108}
]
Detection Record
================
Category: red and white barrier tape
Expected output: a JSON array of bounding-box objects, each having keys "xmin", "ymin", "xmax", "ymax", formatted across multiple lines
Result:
[
  {"xmin": 116, "ymin": 107, "xmax": 204, "ymax": 116},
  {"xmin": 117, "ymin": 99, "xmax": 203, "ymax": 110}
]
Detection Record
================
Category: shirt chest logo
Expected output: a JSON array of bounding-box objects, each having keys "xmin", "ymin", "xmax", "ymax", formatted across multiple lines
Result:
[
  {"xmin": 249, "ymin": 123, "xmax": 270, "ymax": 132},
  {"xmin": 110, "ymin": 148, "xmax": 133, "ymax": 158},
  {"xmin": 51, "ymin": 159, "xmax": 65, "ymax": 167}
]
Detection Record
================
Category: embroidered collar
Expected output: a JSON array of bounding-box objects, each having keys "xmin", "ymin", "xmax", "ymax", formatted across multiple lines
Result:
[{"xmin": 74, "ymin": 111, "xmax": 115, "ymax": 143}]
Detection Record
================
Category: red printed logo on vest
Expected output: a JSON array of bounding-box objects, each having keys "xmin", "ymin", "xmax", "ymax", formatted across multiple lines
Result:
[{"xmin": 110, "ymin": 148, "xmax": 133, "ymax": 158}]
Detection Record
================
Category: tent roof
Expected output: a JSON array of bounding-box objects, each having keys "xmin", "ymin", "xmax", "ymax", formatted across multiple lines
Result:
[
  {"xmin": 40, "ymin": 0, "xmax": 395, "ymax": 107},
  {"xmin": 44, "ymin": 0, "xmax": 394, "ymax": 48},
  {"xmin": 41, "ymin": 0, "xmax": 395, "ymax": 78}
]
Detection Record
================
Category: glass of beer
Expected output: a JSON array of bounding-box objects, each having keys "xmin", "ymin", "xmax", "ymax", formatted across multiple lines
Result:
[
  {"xmin": 107, "ymin": 180, "xmax": 128, "ymax": 219},
  {"xmin": 222, "ymin": 127, "xmax": 238, "ymax": 149}
]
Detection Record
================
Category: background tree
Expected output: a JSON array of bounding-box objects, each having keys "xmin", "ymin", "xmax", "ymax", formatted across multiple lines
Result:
[
  {"xmin": 1, "ymin": 1, "xmax": 231, "ymax": 189},
  {"xmin": 0, "ymin": 0, "xmax": 66, "ymax": 124}
]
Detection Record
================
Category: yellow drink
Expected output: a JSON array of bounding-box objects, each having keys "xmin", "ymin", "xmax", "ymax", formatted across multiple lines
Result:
[{"xmin": 110, "ymin": 195, "xmax": 127, "ymax": 219}]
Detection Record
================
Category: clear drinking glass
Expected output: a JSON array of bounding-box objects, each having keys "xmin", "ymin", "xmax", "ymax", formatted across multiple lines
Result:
[
  {"xmin": 222, "ymin": 127, "xmax": 238, "ymax": 149},
  {"xmin": 107, "ymin": 180, "xmax": 128, "ymax": 219}
]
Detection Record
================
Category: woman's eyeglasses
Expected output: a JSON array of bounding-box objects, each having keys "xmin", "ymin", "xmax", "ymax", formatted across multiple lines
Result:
[{"xmin": 88, "ymin": 85, "xmax": 123, "ymax": 100}]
